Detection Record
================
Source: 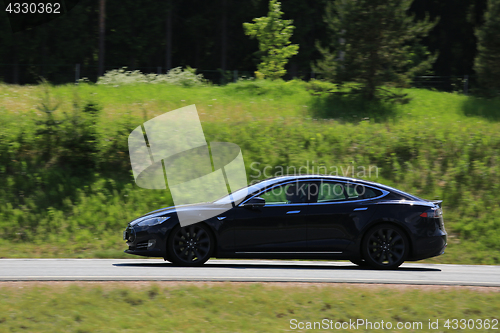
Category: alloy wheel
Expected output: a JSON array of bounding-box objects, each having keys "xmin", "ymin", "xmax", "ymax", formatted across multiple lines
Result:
[
  {"xmin": 169, "ymin": 224, "xmax": 213, "ymax": 266},
  {"xmin": 363, "ymin": 224, "xmax": 408, "ymax": 269}
]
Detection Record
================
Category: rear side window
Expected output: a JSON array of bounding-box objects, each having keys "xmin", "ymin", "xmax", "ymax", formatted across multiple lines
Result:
[
  {"xmin": 346, "ymin": 184, "xmax": 383, "ymax": 200},
  {"xmin": 317, "ymin": 182, "xmax": 346, "ymax": 202}
]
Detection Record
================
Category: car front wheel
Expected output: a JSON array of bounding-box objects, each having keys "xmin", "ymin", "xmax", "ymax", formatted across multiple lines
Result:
[
  {"xmin": 168, "ymin": 223, "xmax": 214, "ymax": 266},
  {"xmin": 362, "ymin": 224, "xmax": 409, "ymax": 270}
]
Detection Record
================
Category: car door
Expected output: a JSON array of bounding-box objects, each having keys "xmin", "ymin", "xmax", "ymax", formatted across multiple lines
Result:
[
  {"xmin": 307, "ymin": 181, "xmax": 382, "ymax": 252},
  {"xmin": 228, "ymin": 181, "xmax": 314, "ymax": 253}
]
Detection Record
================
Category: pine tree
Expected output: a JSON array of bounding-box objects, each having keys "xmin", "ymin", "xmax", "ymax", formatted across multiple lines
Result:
[
  {"xmin": 316, "ymin": 0, "xmax": 437, "ymax": 100},
  {"xmin": 243, "ymin": 0, "xmax": 299, "ymax": 80},
  {"xmin": 474, "ymin": 0, "xmax": 500, "ymax": 95}
]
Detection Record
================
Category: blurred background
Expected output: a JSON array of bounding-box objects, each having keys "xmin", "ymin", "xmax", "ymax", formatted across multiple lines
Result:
[{"xmin": 0, "ymin": 0, "xmax": 491, "ymax": 91}]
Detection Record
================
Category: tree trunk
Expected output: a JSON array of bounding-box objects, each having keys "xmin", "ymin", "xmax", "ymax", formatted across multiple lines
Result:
[
  {"xmin": 365, "ymin": 47, "xmax": 378, "ymax": 100},
  {"xmin": 42, "ymin": 34, "xmax": 47, "ymax": 79},
  {"xmin": 165, "ymin": 0, "xmax": 172, "ymax": 71},
  {"xmin": 12, "ymin": 38, "xmax": 19, "ymax": 84},
  {"xmin": 98, "ymin": 0, "xmax": 106, "ymax": 77},
  {"xmin": 221, "ymin": 0, "xmax": 228, "ymax": 73}
]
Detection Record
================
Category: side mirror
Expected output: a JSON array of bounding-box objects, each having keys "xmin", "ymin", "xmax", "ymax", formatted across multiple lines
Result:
[{"xmin": 241, "ymin": 197, "xmax": 265, "ymax": 208}]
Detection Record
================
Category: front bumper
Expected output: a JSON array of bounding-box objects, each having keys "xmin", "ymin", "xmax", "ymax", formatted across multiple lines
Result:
[
  {"xmin": 123, "ymin": 225, "xmax": 166, "ymax": 258},
  {"xmin": 124, "ymin": 248, "xmax": 163, "ymax": 257}
]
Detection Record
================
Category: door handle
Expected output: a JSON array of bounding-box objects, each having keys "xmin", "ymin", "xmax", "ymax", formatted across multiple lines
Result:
[
  {"xmin": 353, "ymin": 207, "xmax": 368, "ymax": 211},
  {"xmin": 286, "ymin": 210, "xmax": 301, "ymax": 214}
]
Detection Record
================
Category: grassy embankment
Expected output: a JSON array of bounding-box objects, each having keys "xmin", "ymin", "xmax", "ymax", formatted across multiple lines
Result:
[
  {"xmin": 1, "ymin": 79, "xmax": 500, "ymax": 263},
  {"xmin": 0, "ymin": 283, "xmax": 499, "ymax": 332}
]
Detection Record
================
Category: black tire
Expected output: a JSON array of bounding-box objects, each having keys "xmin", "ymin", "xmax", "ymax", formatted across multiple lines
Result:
[
  {"xmin": 362, "ymin": 224, "xmax": 409, "ymax": 270},
  {"xmin": 167, "ymin": 223, "xmax": 214, "ymax": 266},
  {"xmin": 349, "ymin": 258, "xmax": 369, "ymax": 267}
]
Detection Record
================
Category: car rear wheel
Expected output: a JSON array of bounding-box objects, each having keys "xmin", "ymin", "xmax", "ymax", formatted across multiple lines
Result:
[
  {"xmin": 362, "ymin": 224, "xmax": 408, "ymax": 270},
  {"xmin": 168, "ymin": 223, "xmax": 214, "ymax": 266}
]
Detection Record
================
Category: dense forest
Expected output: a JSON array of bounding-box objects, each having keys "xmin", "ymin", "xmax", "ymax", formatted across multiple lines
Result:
[{"xmin": 0, "ymin": 0, "xmax": 488, "ymax": 85}]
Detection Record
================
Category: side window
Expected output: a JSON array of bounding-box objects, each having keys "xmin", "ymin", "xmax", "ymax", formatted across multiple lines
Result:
[
  {"xmin": 258, "ymin": 182, "xmax": 312, "ymax": 205},
  {"xmin": 317, "ymin": 182, "xmax": 346, "ymax": 202},
  {"xmin": 346, "ymin": 184, "xmax": 382, "ymax": 200},
  {"xmin": 258, "ymin": 185, "xmax": 288, "ymax": 204}
]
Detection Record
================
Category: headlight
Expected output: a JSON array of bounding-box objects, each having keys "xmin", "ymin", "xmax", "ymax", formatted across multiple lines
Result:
[{"xmin": 136, "ymin": 216, "xmax": 170, "ymax": 227}]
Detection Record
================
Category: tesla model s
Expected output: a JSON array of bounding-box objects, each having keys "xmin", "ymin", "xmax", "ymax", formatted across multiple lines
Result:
[{"xmin": 123, "ymin": 175, "xmax": 446, "ymax": 269}]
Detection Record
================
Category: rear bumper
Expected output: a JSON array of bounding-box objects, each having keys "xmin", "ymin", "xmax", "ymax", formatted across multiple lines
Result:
[{"xmin": 410, "ymin": 232, "xmax": 447, "ymax": 261}]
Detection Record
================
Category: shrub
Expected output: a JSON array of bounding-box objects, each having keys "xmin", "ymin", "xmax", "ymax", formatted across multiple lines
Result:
[
  {"xmin": 97, "ymin": 67, "xmax": 206, "ymax": 87},
  {"xmin": 224, "ymin": 78, "xmax": 306, "ymax": 97}
]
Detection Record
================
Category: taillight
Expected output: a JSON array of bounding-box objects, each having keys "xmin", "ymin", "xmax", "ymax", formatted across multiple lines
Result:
[{"xmin": 420, "ymin": 208, "xmax": 443, "ymax": 218}]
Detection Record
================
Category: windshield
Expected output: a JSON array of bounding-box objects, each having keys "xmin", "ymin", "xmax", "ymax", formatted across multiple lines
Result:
[{"xmin": 213, "ymin": 178, "xmax": 278, "ymax": 205}]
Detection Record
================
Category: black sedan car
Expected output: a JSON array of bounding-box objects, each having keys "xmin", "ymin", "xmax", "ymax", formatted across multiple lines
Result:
[{"xmin": 123, "ymin": 175, "xmax": 447, "ymax": 269}]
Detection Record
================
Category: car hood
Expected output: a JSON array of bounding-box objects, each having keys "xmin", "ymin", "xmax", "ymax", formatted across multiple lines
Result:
[{"xmin": 128, "ymin": 202, "xmax": 232, "ymax": 226}]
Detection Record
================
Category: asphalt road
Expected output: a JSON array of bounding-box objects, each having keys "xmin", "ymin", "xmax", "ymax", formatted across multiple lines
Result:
[{"xmin": 0, "ymin": 259, "xmax": 499, "ymax": 286}]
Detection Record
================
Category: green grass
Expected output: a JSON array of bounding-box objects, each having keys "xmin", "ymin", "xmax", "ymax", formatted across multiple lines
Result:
[
  {"xmin": 1, "ymin": 80, "xmax": 500, "ymax": 263},
  {"xmin": 0, "ymin": 283, "xmax": 498, "ymax": 332}
]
